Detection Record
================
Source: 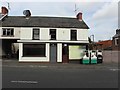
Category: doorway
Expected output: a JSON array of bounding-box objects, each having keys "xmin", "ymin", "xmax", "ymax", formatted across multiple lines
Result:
[
  {"xmin": 50, "ymin": 43, "xmax": 57, "ymax": 63},
  {"xmin": 62, "ymin": 44, "xmax": 69, "ymax": 63}
]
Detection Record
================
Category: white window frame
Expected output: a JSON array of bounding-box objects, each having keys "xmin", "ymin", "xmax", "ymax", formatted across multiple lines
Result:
[
  {"xmin": 2, "ymin": 28, "xmax": 14, "ymax": 36},
  {"xmin": 33, "ymin": 28, "xmax": 40, "ymax": 40},
  {"xmin": 115, "ymin": 38, "xmax": 118, "ymax": 46}
]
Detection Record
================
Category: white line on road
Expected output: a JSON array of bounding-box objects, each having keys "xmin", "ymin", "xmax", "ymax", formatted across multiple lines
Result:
[
  {"xmin": 3, "ymin": 65, "xmax": 48, "ymax": 68},
  {"xmin": 11, "ymin": 80, "xmax": 38, "ymax": 84},
  {"xmin": 109, "ymin": 68, "xmax": 120, "ymax": 71}
]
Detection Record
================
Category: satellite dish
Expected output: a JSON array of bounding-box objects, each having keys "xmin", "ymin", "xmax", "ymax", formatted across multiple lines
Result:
[{"xmin": 23, "ymin": 10, "xmax": 31, "ymax": 17}]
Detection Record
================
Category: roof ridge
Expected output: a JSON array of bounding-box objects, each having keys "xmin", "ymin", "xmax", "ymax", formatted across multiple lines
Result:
[{"xmin": 8, "ymin": 16, "xmax": 76, "ymax": 19}]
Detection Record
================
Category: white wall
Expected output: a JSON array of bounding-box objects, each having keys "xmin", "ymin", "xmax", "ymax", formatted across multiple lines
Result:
[
  {"xmin": 57, "ymin": 28, "xmax": 70, "ymax": 40},
  {"xmin": 57, "ymin": 43, "xmax": 62, "ymax": 62},
  {"xmin": 14, "ymin": 28, "xmax": 20, "ymax": 38},
  {"xmin": 40, "ymin": 28, "xmax": 49, "ymax": 40},
  {"xmin": 20, "ymin": 28, "xmax": 88, "ymax": 41},
  {"xmin": 77, "ymin": 29, "xmax": 88, "ymax": 40},
  {"xmin": 20, "ymin": 28, "xmax": 32, "ymax": 40},
  {"xmin": 19, "ymin": 43, "xmax": 50, "ymax": 62}
]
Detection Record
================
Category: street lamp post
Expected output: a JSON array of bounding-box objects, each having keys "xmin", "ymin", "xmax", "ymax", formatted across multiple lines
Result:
[{"xmin": 89, "ymin": 34, "xmax": 95, "ymax": 50}]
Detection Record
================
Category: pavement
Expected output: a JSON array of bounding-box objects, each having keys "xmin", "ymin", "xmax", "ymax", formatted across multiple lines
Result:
[{"xmin": 1, "ymin": 59, "xmax": 119, "ymax": 70}]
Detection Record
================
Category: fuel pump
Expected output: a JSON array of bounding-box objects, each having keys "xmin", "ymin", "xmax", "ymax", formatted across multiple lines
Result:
[
  {"xmin": 82, "ymin": 50, "xmax": 90, "ymax": 64},
  {"xmin": 96, "ymin": 50, "xmax": 103, "ymax": 63},
  {"xmin": 90, "ymin": 50, "xmax": 97, "ymax": 64}
]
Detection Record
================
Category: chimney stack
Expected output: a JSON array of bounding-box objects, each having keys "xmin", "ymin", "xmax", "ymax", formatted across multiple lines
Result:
[
  {"xmin": 76, "ymin": 12, "xmax": 82, "ymax": 21},
  {"xmin": 116, "ymin": 29, "xmax": 120, "ymax": 34},
  {"xmin": 1, "ymin": 7, "xmax": 8, "ymax": 15}
]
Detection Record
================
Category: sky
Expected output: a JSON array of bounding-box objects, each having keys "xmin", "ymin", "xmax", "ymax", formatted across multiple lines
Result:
[{"xmin": 0, "ymin": 0, "xmax": 119, "ymax": 41}]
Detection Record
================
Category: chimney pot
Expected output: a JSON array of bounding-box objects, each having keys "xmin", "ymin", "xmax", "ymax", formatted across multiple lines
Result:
[{"xmin": 76, "ymin": 12, "xmax": 82, "ymax": 21}]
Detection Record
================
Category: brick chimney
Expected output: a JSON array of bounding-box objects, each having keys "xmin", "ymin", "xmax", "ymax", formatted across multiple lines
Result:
[
  {"xmin": 1, "ymin": 7, "xmax": 8, "ymax": 15},
  {"xmin": 76, "ymin": 12, "xmax": 82, "ymax": 21}
]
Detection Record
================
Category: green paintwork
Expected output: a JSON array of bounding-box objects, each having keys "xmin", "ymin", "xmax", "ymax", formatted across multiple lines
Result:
[
  {"xmin": 91, "ymin": 59, "xmax": 97, "ymax": 64},
  {"xmin": 82, "ymin": 59, "xmax": 90, "ymax": 64}
]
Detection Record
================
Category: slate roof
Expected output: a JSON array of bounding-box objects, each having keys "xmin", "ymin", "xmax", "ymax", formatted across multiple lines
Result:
[
  {"xmin": 1, "ymin": 16, "xmax": 89, "ymax": 29},
  {"xmin": 0, "ymin": 14, "xmax": 2, "ymax": 19}
]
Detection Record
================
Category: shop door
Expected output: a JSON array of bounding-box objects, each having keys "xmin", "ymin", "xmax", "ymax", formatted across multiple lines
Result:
[
  {"xmin": 50, "ymin": 44, "xmax": 57, "ymax": 63},
  {"xmin": 62, "ymin": 44, "xmax": 69, "ymax": 63}
]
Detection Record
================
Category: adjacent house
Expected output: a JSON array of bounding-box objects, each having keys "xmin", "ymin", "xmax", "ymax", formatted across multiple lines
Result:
[
  {"xmin": 0, "ymin": 7, "xmax": 89, "ymax": 63},
  {"xmin": 94, "ymin": 40, "xmax": 112, "ymax": 50},
  {"xmin": 112, "ymin": 29, "xmax": 120, "ymax": 51},
  {"xmin": 0, "ymin": 7, "xmax": 20, "ymax": 59}
]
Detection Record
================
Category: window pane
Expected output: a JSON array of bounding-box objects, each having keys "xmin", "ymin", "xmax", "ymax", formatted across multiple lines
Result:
[
  {"xmin": 2, "ymin": 29, "xmax": 6, "ymax": 35},
  {"xmin": 51, "ymin": 35, "xmax": 56, "ymax": 40},
  {"xmin": 2, "ymin": 28, "xmax": 14, "ymax": 36},
  {"xmin": 50, "ymin": 29, "xmax": 56, "ymax": 40},
  {"xmin": 23, "ymin": 44, "xmax": 46, "ymax": 57},
  {"xmin": 117, "ymin": 39, "xmax": 119, "ymax": 45},
  {"xmin": 33, "ymin": 29, "xmax": 39, "ymax": 40},
  {"xmin": 11, "ymin": 29, "xmax": 14, "ymax": 35},
  {"xmin": 71, "ymin": 30, "xmax": 77, "ymax": 40},
  {"xmin": 7, "ymin": 29, "xmax": 11, "ymax": 35},
  {"xmin": 50, "ymin": 29, "xmax": 56, "ymax": 35}
]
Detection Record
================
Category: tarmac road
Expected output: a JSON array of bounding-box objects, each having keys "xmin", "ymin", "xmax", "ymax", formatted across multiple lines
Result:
[{"xmin": 1, "ymin": 60, "xmax": 119, "ymax": 88}]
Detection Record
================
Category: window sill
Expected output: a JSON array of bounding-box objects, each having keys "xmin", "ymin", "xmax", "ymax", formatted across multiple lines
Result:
[
  {"xmin": 22, "ymin": 56, "xmax": 46, "ymax": 57},
  {"xmin": 1, "ymin": 35, "xmax": 14, "ymax": 37}
]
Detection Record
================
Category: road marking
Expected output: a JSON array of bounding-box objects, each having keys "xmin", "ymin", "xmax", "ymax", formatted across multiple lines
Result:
[
  {"xmin": 3, "ymin": 65, "xmax": 48, "ymax": 68},
  {"xmin": 109, "ymin": 68, "xmax": 120, "ymax": 71},
  {"xmin": 30, "ymin": 65, "xmax": 48, "ymax": 68},
  {"xmin": 11, "ymin": 80, "xmax": 38, "ymax": 84}
]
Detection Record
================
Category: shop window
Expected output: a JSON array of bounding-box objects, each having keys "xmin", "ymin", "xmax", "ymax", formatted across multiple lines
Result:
[{"xmin": 23, "ymin": 44, "xmax": 46, "ymax": 57}]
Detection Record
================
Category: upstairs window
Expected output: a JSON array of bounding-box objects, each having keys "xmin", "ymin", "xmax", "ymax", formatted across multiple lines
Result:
[
  {"xmin": 71, "ymin": 30, "xmax": 77, "ymax": 41},
  {"xmin": 50, "ymin": 29, "xmax": 56, "ymax": 40},
  {"xmin": 2, "ymin": 28, "xmax": 14, "ymax": 36},
  {"xmin": 33, "ymin": 28, "xmax": 40, "ymax": 40},
  {"xmin": 115, "ymin": 38, "xmax": 119, "ymax": 46}
]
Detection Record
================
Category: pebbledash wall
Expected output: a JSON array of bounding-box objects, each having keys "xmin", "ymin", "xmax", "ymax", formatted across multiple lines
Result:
[{"xmin": 18, "ymin": 27, "xmax": 88, "ymax": 62}]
